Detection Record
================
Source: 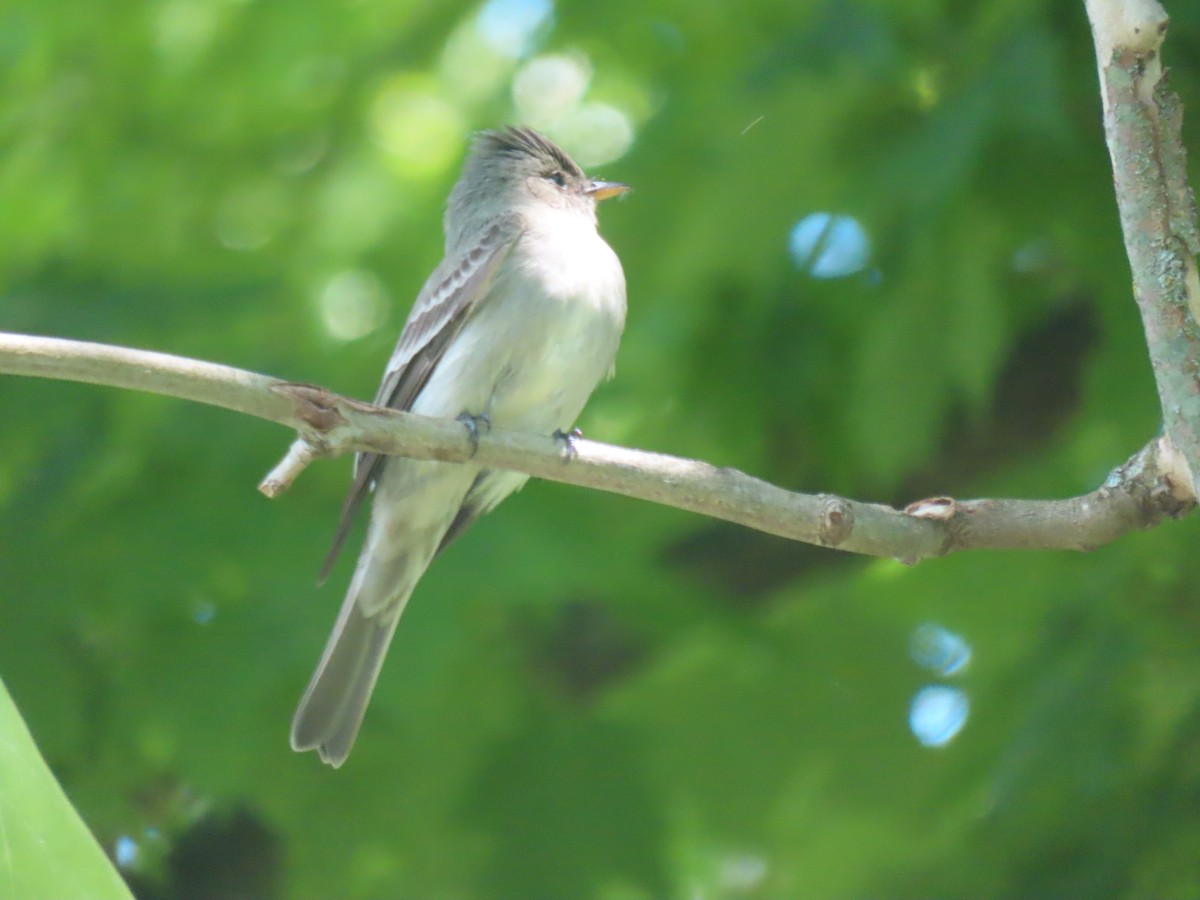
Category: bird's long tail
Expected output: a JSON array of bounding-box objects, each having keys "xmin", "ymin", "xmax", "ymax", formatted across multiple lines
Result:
[{"xmin": 290, "ymin": 533, "xmax": 431, "ymax": 768}]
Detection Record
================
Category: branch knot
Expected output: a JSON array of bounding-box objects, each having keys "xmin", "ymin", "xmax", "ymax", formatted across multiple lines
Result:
[{"xmin": 818, "ymin": 496, "xmax": 854, "ymax": 546}]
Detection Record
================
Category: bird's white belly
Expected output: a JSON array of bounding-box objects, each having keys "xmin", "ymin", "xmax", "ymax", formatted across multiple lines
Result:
[{"xmin": 412, "ymin": 222, "xmax": 625, "ymax": 435}]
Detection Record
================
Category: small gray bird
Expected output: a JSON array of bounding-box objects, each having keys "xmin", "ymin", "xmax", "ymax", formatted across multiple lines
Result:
[{"xmin": 290, "ymin": 126, "xmax": 629, "ymax": 767}]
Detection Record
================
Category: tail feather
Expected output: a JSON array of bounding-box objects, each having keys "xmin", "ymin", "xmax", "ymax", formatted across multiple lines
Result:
[
  {"xmin": 292, "ymin": 535, "xmax": 430, "ymax": 767},
  {"xmin": 293, "ymin": 461, "xmax": 481, "ymax": 766},
  {"xmin": 290, "ymin": 600, "xmax": 402, "ymax": 767}
]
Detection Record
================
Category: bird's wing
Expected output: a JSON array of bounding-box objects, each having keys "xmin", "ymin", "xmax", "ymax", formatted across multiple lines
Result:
[{"xmin": 320, "ymin": 217, "xmax": 523, "ymax": 581}]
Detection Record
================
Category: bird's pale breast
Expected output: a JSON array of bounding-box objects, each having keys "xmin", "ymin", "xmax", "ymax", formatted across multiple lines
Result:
[{"xmin": 413, "ymin": 207, "xmax": 626, "ymax": 435}]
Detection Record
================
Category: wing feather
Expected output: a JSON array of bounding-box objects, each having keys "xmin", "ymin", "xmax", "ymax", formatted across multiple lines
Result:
[{"xmin": 319, "ymin": 218, "xmax": 522, "ymax": 581}]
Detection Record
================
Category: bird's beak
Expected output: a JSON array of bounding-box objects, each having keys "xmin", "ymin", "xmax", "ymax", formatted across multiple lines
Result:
[{"xmin": 585, "ymin": 180, "xmax": 630, "ymax": 202}]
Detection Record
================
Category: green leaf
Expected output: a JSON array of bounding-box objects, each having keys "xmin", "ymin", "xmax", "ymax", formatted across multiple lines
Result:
[{"xmin": 0, "ymin": 677, "xmax": 133, "ymax": 900}]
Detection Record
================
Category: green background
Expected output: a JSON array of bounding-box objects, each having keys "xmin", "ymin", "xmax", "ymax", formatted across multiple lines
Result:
[{"xmin": 3, "ymin": 0, "xmax": 1200, "ymax": 896}]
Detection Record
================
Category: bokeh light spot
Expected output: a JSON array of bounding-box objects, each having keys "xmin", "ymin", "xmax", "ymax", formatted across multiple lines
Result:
[
  {"xmin": 369, "ymin": 75, "xmax": 464, "ymax": 177},
  {"xmin": 115, "ymin": 835, "xmax": 139, "ymax": 869},
  {"xmin": 440, "ymin": 25, "xmax": 514, "ymax": 103},
  {"xmin": 909, "ymin": 623, "xmax": 972, "ymax": 676},
  {"xmin": 909, "ymin": 685, "xmax": 969, "ymax": 747},
  {"xmin": 476, "ymin": 0, "xmax": 554, "ymax": 58},
  {"xmin": 512, "ymin": 53, "xmax": 591, "ymax": 126},
  {"xmin": 318, "ymin": 269, "xmax": 389, "ymax": 342},
  {"xmin": 789, "ymin": 212, "xmax": 872, "ymax": 279},
  {"xmin": 312, "ymin": 159, "xmax": 396, "ymax": 255},
  {"xmin": 153, "ymin": 0, "xmax": 218, "ymax": 65},
  {"xmin": 553, "ymin": 104, "xmax": 634, "ymax": 168}
]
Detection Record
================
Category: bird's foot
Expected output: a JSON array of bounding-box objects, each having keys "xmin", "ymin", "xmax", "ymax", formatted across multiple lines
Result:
[
  {"xmin": 552, "ymin": 427, "xmax": 583, "ymax": 460},
  {"xmin": 458, "ymin": 412, "xmax": 492, "ymax": 457}
]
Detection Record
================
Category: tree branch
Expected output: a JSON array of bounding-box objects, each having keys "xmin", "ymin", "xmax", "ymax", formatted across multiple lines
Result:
[
  {"xmin": 1086, "ymin": 0, "xmax": 1200, "ymax": 495},
  {"xmin": 1, "ymin": 331, "xmax": 1192, "ymax": 564}
]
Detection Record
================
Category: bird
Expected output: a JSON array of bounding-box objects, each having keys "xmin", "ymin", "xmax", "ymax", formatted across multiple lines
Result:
[{"xmin": 290, "ymin": 126, "xmax": 629, "ymax": 767}]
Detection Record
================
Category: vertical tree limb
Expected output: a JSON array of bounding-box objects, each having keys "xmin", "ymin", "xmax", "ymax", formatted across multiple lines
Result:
[{"xmin": 1085, "ymin": 0, "xmax": 1200, "ymax": 498}]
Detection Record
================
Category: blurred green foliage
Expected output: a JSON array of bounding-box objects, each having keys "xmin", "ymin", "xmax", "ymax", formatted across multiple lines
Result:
[{"xmin": 3, "ymin": 0, "xmax": 1200, "ymax": 897}]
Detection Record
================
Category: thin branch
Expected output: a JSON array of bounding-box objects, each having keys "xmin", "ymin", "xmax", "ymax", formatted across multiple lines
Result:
[
  {"xmin": 1086, "ymin": 0, "xmax": 1200, "ymax": 496},
  {"xmin": 0, "ymin": 332, "xmax": 299, "ymax": 425},
  {"xmin": 1, "ymin": 332, "xmax": 1192, "ymax": 564},
  {"xmin": 260, "ymin": 438, "xmax": 319, "ymax": 499}
]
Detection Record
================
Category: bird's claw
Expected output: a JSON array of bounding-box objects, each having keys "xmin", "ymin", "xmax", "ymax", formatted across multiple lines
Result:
[
  {"xmin": 553, "ymin": 427, "xmax": 583, "ymax": 460},
  {"xmin": 458, "ymin": 412, "xmax": 492, "ymax": 457}
]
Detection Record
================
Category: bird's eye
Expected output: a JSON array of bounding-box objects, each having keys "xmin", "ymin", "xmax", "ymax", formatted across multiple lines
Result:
[{"xmin": 547, "ymin": 171, "xmax": 568, "ymax": 188}]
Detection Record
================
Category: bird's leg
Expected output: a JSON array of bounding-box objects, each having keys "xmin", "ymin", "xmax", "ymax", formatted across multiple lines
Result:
[
  {"xmin": 552, "ymin": 427, "xmax": 583, "ymax": 460},
  {"xmin": 457, "ymin": 412, "xmax": 492, "ymax": 458}
]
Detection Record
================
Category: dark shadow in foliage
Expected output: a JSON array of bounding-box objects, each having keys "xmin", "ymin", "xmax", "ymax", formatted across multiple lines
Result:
[
  {"xmin": 519, "ymin": 599, "xmax": 646, "ymax": 705},
  {"xmin": 124, "ymin": 807, "xmax": 282, "ymax": 900}
]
